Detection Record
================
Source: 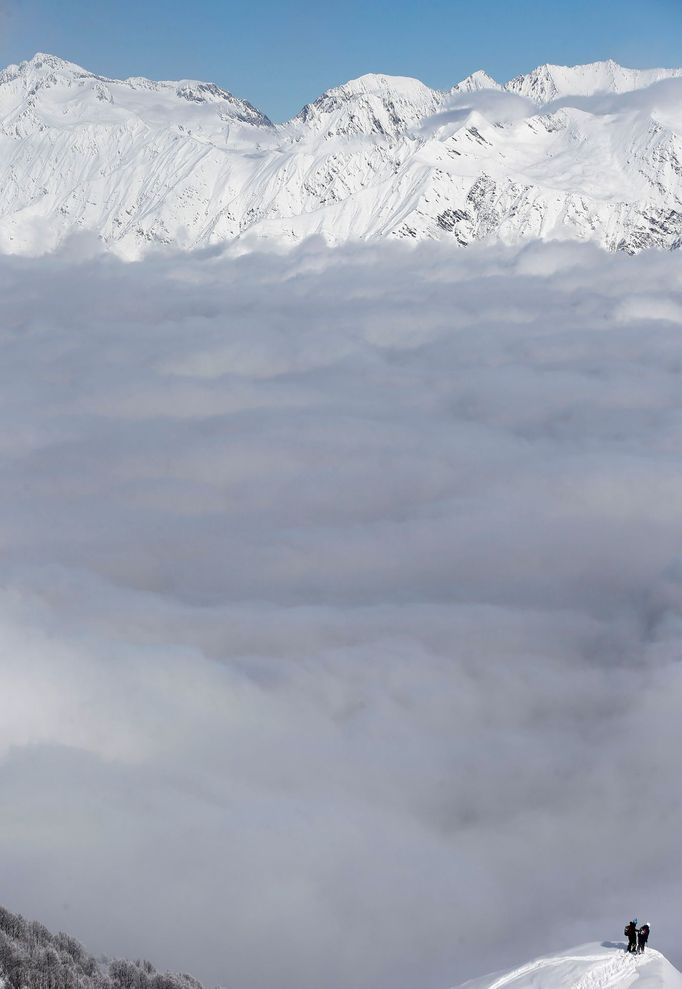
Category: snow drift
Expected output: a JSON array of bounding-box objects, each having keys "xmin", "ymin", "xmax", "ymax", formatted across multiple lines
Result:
[
  {"xmin": 1, "ymin": 54, "xmax": 682, "ymax": 256},
  {"xmin": 457, "ymin": 943, "xmax": 682, "ymax": 989}
]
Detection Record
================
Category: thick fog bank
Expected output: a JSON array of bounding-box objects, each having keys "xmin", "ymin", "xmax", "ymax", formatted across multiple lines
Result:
[{"xmin": 0, "ymin": 239, "xmax": 681, "ymax": 989}]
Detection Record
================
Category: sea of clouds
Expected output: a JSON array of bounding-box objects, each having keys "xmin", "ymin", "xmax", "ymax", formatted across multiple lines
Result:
[{"xmin": 1, "ymin": 238, "xmax": 681, "ymax": 989}]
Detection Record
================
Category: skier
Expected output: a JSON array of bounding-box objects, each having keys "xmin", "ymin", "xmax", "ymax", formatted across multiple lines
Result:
[
  {"xmin": 624, "ymin": 919, "xmax": 638, "ymax": 953},
  {"xmin": 638, "ymin": 923, "xmax": 650, "ymax": 953}
]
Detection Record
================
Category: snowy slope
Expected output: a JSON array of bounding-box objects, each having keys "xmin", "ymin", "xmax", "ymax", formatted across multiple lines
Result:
[
  {"xmin": 0, "ymin": 53, "xmax": 682, "ymax": 256},
  {"xmin": 456, "ymin": 943, "xmax": 682, "ymax": 989}
]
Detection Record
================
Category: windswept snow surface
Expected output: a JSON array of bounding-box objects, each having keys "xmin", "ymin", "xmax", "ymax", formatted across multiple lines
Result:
[
  {"xmin": 1, "ymin": 54, "xmax": 682, "ymax": 256},
  {"xmin": 457, "ymin": 944, "xmax": 682, "ymax": 989}
]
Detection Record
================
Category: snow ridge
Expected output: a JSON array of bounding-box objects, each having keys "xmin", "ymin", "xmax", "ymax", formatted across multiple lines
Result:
[
  {"xmin": 456, "ymin": 942, "xmax": 682, "ymax": 989},
  {"xmin": 1, "ymin": 54, "xmax": 682, "ymax": 257}
]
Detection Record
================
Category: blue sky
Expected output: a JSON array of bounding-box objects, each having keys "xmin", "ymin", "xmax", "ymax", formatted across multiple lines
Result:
[{"xmin": 1, "ymin": 0, "xmax": 681, "ymax": 120}]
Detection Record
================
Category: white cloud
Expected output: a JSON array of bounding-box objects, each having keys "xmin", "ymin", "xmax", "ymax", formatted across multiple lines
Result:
[
  {"xmin": 614, "ymin": 294, "xmax": 682, "ymax": 324},
  {"xmin": 0, "ymin": 239, "xmax": 681, "ymax": 989}
]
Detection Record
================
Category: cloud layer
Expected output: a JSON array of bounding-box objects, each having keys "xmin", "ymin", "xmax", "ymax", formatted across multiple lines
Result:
[{"xmin": 1, "ymin": 239, "xmax": 681, "ymax": 989}]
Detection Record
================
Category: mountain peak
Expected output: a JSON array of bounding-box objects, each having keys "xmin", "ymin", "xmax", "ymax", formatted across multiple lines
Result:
[
  {"xmin": 451, "ymin": 70, "xmax": 502, "ymax": 94},
  {"xmin": 296, "ymin": 72, "xmax": 443, "ymax": 137},
  {"xmin": 324, "ymin": 72, "xmax": 437, "ymax": 96},
  {"xmin": 505, "ymin": 59, "xmax": 682, "ymax": 102},
  {"xmin": 302, "ymin": 71, "xmax": 441, "ymax": 110},
  {"xmin": 30, "ymin": 52, "xmax": 80, "ymax": 68},
  {"xmin": 0, "ymin": 51, "xmax": 272, "ymax": 128},
  {"xmin": 0, "ymin": 51, "xmax": 91, "ymax": 85}
]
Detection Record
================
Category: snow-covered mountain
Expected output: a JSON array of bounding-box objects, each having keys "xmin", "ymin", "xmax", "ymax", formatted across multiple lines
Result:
[
  {"xmin": 451, "ymin": 70, "xmax": 502, "ymax": 94},
  {"xmin": 294, "ymin": 73, "xmax": 443, "ymax": 137},
  {"xmin": 456, "ymin": 942, "xmax": 682, "ymax": 989},
  {"xmin": 1, "ymin": 53, "xmax": 682, "ymax": 257},
  {"xmin": 506, "ymin": 59, "xmax": 682, "ymax": 103}
]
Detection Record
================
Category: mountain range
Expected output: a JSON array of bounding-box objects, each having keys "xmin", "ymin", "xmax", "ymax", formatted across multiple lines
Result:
[{"xmin": 1, "ymin": 53, "xmax": 682, "ymax": 257}]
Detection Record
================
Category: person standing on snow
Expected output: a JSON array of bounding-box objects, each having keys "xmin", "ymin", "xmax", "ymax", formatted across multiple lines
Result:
[
  {"xmin": 625, "ymin": 919, "xmax": 638, "ymax": 953},
  {"xmin": 638, "ymin": 923, "xmax": 650, "ymax": 953}
]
